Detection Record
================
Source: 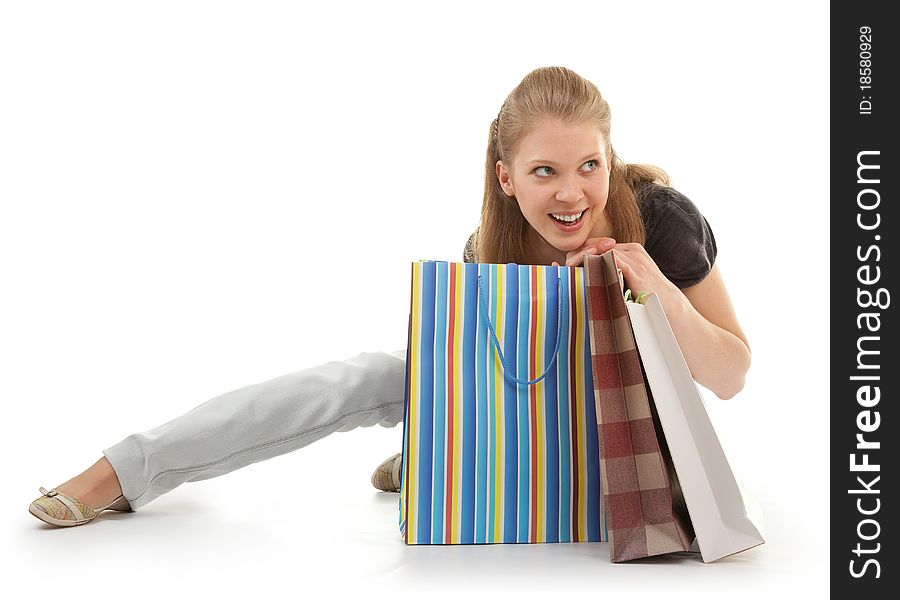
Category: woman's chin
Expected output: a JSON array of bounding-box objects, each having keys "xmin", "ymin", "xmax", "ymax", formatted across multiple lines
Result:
[
  {"xmin": 546, "ymin": 233, "xmax": 585, "ymax": 253},
  {"xmin": 534, "ymin": 228, "xmax": 585, "ymax": 260}
]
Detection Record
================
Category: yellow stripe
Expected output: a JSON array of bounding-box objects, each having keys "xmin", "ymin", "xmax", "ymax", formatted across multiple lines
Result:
[
  {"xmin": 450, "ymin": 264, "xmax": 463, "ymax": 542},
  {"xmin": 573, "ymin": 267, "xmax": 587, "ymax": 540},
  {"xmin": 493, "ymin": 264, "xmax": 504, "ymax": 542},
  {"xmin": 534, "ymin": 267, "xmax": 545, "ymax": 541}
]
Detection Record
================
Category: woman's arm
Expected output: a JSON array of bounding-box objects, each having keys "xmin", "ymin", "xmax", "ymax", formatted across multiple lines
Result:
[
  {"xmin": 661, "ymin": 263, "xmax": 751, "ymax": 399},
  {"xmin": 609, "ymin": 246, "xmax": 750, "ymax": 400},
  {"xmin": 555, "ymin": 240, "xmax": 751, "ymax": 400}
]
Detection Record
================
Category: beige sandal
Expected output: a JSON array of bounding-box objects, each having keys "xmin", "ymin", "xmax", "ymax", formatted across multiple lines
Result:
[
  {"xmin": 28, "ymin": 487, "xmax": 132, "ymax": 527},
  {"xmin": 370, "ymin": 453, "xmax": 402, "ymax": 493}
]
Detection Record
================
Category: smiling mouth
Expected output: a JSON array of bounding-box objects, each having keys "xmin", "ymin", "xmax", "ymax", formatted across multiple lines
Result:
[{"xmin": 549, "ymin": 209, "xmax": 587, "ymax": 224}]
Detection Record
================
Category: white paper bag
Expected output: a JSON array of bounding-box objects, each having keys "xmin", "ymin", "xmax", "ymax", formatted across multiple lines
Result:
[{"xmin": 626, "ymin": 292, "xmax": 765, "ymax": 563}]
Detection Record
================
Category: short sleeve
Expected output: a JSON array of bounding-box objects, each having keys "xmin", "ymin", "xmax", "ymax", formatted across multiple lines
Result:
[
  {"xmin": 639, "ymin": 185, "xmax": 718, "ymax": 289},
  {"xmin": 463, "ymin": 229, "xmax": 479, "ymax": 263}
]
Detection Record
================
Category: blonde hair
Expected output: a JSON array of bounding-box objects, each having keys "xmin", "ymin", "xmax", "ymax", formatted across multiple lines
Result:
[{"xmin": 476, "ymin": 66, "xmax": 669, "ymax": 264}]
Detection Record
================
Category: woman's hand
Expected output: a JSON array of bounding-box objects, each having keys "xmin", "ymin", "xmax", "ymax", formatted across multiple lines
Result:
[
  {"xmin": 609, "ymin": 243, "xmax": 682, "ymax": 311},
  {"xmin": 552, "ymin": 240, "xmax": 681, "ymax": 310},
  {"xmin": 550, "ymin": 237, "xmax": 616, "ymax": 267},
  {"xmin": 551, "ymin": 238, "xmax": 750, "ymax": 399},
  {"xmin": 597, "ymin": 243, "xmax": 746, "ymax": 397}
]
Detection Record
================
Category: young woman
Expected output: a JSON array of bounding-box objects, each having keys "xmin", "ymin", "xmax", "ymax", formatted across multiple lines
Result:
[{"xmin": 29, "ymin": 66, "xmax": 750, "ymax": 526}]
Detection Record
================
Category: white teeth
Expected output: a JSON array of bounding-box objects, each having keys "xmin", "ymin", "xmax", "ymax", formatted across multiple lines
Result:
[{"xmin": 551, "ymin": 209, "xmax": 586, "ymax": 223}]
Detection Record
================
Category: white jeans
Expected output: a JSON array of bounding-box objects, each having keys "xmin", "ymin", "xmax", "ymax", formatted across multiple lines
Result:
[{"xmin": 103, "ymin": 349, "xmax": 407, "ymax": 510}]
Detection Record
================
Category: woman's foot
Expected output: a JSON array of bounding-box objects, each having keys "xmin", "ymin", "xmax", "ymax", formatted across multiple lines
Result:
[
  {"xmin": 29, "ymin": 457, "xmax": 130, "ymax": 526},
  {"xmin": 54, "ymin": 456, "xmax": 125, "ymax": 508}
]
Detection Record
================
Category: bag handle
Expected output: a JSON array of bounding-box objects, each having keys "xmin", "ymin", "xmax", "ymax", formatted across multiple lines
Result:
[
  {"xmin": 476, "ymin": 274, "xmax": 564, "ymax": 386},
  {"xmin": 624, "ymin": 289, "xmax": 651, "ymax": 304}
]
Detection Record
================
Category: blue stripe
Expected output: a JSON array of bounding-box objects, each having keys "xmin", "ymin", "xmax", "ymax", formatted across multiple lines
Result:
[
  {"xmin": 543, "ymin": 266, "xmax": 561, "ymax": 543},
  {"xmin": 516, "ymin": 265, "xmax": 530, "ymax": 542},
  {"xmin": 416, "ymin": 261, "xmax": 436, "ymax": 543},
  {"xmin": 557, "ymin": 268, "xmax": 572, "ymax": 542},
  {"xmin": 475, "ymin": 263, "xmax": 488, "ymax": 543},
  {"xmin": 431, "ymin": 262, "xmax": 448, "ymax": 543},
  {"xmin": 581, "ymin": 278, "xmax": 602, "ymax": 542},
  {"xmin": 502, "ymin": 263, "xmax": 518, "ymax": 543},
  {"xmin": 460, "ymin": 263, "xmax": 477, "ymax": 543}
]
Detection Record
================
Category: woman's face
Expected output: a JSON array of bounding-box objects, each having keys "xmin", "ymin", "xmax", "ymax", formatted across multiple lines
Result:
[{"xmin": 497, "ymin": 117, "xmax": 612, "ymax": 260}]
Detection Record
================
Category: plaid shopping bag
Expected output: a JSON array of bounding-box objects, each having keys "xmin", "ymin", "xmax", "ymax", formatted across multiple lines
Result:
[
  {"xmin": 584, "ymin": 251, "xmax": 695, "ymax": 562},
  {"xmin": 399, "ymin": 260, "xmax": 606, "ymax": 545}
]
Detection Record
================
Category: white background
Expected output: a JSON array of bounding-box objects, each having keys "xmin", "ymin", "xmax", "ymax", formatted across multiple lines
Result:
[{"xmin": 1, "ymin": 1, "xmax": 828, "ymax": 598}]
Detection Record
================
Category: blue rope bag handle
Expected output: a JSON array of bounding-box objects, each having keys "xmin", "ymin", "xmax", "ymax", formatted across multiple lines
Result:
[{"xmin": 476, "ymin": 274, "xmax": 565, "ymax": 386}]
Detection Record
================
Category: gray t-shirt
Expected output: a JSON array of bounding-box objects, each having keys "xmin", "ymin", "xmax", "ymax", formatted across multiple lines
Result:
[{"xmin": 462, "ymin": 183, "xmax": 717, "ymax": 289}]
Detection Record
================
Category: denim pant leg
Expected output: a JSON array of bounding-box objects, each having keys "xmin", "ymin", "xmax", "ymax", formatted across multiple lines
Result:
[{"xmin": 102, "ymin": 349, "xmax": 407, "ymax": 510}]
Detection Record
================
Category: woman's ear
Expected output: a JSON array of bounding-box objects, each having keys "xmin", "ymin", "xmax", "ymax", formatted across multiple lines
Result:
[{"xmin": 495, "ymin": 160, "xmax": 516, "ymax": 197}]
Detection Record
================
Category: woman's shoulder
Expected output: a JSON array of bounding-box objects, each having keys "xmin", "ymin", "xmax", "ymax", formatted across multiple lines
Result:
[
  {"xmin": 637, "ymin": 183, "xmax": 705, "ymax": 226},
  {"xmin": 463, "ymin": 229, "xmax": 478, "ymax": 263},
  {"xmin": 636, "ymin": 183, "xmax": 718, "ymax": 289}
]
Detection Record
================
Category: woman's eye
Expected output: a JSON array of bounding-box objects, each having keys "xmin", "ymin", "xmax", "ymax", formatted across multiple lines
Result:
[
  {"xmin": 535, "ymin": 160, "xmax": 600, "ymax": 177},
  {"xmin": 534, "ymin": 158, "xmax": 600, "ymax": 177}
]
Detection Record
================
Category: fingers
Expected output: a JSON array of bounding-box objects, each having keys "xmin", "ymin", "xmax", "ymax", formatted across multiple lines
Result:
[
  {"xmin": 610, "ymin": 241, "xmax": 648, "ymax": 256},
  {"xmin": 612, "ymin": 248, "xmax": 632, "ymax": 268},
  {"xmin": 565, "ymin": 246, "xmax": 597, "ymax": 267},
  {"xmin": 580, "ymin": 237, "xmax": 616, "ymax": 254},
  {"xmin": 592, "ymin": 237, "xmax": 617, "ymax": 252},
  {"xmin": 550, "ymin": 238, "xmax": 618, "ymax": 268},
  {"xmin": 563, "ymin": 237, "xmax": 617, "ymax": 267},
  {"xmin": 611, "ymin": 249, "xmax": 632, "ymax": 278}
]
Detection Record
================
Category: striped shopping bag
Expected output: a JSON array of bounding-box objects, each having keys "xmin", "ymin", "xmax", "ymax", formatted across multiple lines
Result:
[{"xmin": 399, "ymin": 260, "xmax": 607, "ymax": 545}]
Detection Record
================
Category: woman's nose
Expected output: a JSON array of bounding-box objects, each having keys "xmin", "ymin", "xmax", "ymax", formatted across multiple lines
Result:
[{"xmin": 555, "ymin": 177, "xmax": 583, "ymax": 203}]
